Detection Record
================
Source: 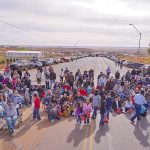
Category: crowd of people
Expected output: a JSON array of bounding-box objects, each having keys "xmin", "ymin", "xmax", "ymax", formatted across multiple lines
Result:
[{"xmin": 0, "ymin": 63, "xmax": 150, "ymax": 135}]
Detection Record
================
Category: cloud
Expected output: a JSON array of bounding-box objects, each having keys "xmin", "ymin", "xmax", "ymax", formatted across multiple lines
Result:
[{"xmin": 0, "ymin": 0, "xmax": 149, "ymax": 47}]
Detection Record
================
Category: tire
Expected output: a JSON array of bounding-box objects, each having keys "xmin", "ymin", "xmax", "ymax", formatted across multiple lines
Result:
[{"xmin": 141, "ymin": 111, "xmax": 147, "ymax": 117}]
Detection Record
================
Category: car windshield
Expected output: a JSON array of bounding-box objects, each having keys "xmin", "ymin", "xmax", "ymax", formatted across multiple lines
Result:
[{"xmin": 16, "ymin": 60, "xmax": 22, "ymax": 63}]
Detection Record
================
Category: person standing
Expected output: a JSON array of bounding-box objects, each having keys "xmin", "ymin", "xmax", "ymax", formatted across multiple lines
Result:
[
  {"xmin": 44, "ymin": 67, "xmax": 50, "ymax": 89},
  {"xmin": 24, "ymin": 68, "xmax": 30, "ymax": 78},
  {"xmin": 115, "ymin": 70, "xmax": 120, "ymax": 80},
  {"xmin": 100, "ymin": 100, "xmax": 106, "ymax": 126},
  {"xmin": 0, "ymin": 73, "xmax": 4, "ymax": 90},
  {"xmin": 68, "ymin": 72, "xmax": 74, "ymax": 89},
  {"xmin": 131, "ymin": 89, "xmax": 147, "ymax": 123},
  {"xmin": 120, "ymin": 61, "xmax": 123, "ymax": 69},
  {"xmin": 106, "ymin": 67, "xmax": 111, "ymax": 76},
  {"xmin": 50, "ymin": 70, "xmax": 56, "ymax": 89},
  {"xmin": 17, "ymin": 68, "xmax": 22, "ymax": 79},
  {"xmin": 33, "ymin": 93, "xmax": 41, "ymax": 120},
  {"xmin": 4, "ymin": 66, "xmax": 11, "ymax": 80},
  {"xmin": 92, "ymin": 90, "xmax": 101, "ymax": 119},
  {"xmin": 36, "ymin": 69, "xmax": 42, "ymax": 84},
  {"xmin": 60, "ymin": 68, "xmax": 64, "ymax": 82}
]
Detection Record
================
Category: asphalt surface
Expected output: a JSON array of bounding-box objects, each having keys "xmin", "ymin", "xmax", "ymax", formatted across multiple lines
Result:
[{"xmin": 0, "ymin": 57, "xmax": 150, "ymax": 150}]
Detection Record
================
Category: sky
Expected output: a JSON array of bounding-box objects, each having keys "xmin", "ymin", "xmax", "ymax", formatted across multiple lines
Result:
[{"xmin": 0, "ymin": 0, "xmax": 150, "ymax": 47}]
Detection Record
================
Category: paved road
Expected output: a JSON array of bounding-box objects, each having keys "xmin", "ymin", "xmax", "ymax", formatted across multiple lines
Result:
[
  {"xmin": 0, "ymin": 57, "xmax": 150, "ymax": 150},
  {"xmin": 30, "ymin": 57, "xmax": 130, "ymax": 85}
]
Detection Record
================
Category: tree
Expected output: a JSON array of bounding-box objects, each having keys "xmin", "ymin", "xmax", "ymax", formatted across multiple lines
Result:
[
  {"xmin": 147, "ymin": 48, "xmax": 150, "ymax": 55},
  {"xmin": 19, "ymin": 47, "xmax": 27, "ymax": 51}
]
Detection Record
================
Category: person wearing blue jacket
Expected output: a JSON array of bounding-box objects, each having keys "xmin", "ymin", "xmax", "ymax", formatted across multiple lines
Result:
[
  {"xmin": 131, "ymin": 89, "xmax": 147, "ymax": 123},
  {"xmin": 105, "ymin": 93, "xmax": 113, "ymax": 119},
  {"xmin": 100, "ymin": 100, "xmax": 106, "ymax": 126}
]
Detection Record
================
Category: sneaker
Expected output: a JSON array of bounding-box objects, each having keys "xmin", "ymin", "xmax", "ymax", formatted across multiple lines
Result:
[
  {"xmin": 92, "ymin": 117, "xmax": 95, "ymax": 120},
  {"xmin": 137, "ymin": 118, "xmax": 141, "ymax": 121},
  {"xmin": 76, "ymin": 122, "xmax": 80, "ymax": 125},
  {"xmin": 87, "ymin": 122, "xmax": 91, "ymax": 126},
  {"xmin": 12, "ymin": 129, "xmax": 15, "ymax": 133},
  {"xmin": 130, "ymin": 120, "xmax": 135, "ymax": 124},
  {"xmin": 51, "ymin": 119, "xmax": 54, "ymax": 123},
  {"xmin": 84, "ymin": 122, "xmax": 87, "ymax": 126},
  {"xmin": 57, "ymin": 117, "xmax": 60, "ymax": 120},
  {"xmin": 99, "ymin": 122, "xmax": 104, "ymax": 126}
]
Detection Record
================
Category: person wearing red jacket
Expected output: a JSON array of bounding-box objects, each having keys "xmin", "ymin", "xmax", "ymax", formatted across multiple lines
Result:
[{"xmin": 33, "ymin": 93, "xmax": 41, "ymax": 120}]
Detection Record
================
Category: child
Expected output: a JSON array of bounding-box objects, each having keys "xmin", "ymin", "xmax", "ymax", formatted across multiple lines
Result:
[
  {"xmin": 33, "ymin": 93, "xmax": 41, "ymax": 120},
  {"xmin": 47, "ymin": 101, "xmax": 60, "ymax": 123},
  {"xmin": 83, "ymin": 98, "xmax": 92, "ymax": 125},
  {"xmin": 24, "ymin": 88, "xmax": 30, "ymax": 106},
  {"xmin": 100, "ymin": 100, "xmax": 106, "ymax": 125},
  {"xmin": 87, "ymin": 85, "xmax": 93, "ymax": 95},
  {"xmin": 75, "ymin": 102, "xmax": 83, "ymax": 125},
  {"xmin": 112, "ymin": 96, "xmax": 122, "ymax": 114},
  {"xmin": 124, "ymin": 97, "xmax": 133, "ymax": 113}
]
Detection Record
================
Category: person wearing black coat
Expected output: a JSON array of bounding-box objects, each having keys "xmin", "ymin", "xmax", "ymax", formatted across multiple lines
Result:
[
  {"xmin": 115, "ymin": 71, "xmax": 120, "ymax": 80},
  {"xmin": 50, "ymin": 70, "xmax": 56, "ymax": 89},
  {"xmin": 112, "ymin": 96, "xmax": 122, "ymax": 111},
  {"xmin": 131, "ymin": 69, "xmax": 136, "ymax": 77},
  {"xmin": 17, "ymin": 68, "xmax": 22, "ymax": 79},
  {"xmin": 24, "ymin": 77, "xmax": 31, "ymax": 89}
]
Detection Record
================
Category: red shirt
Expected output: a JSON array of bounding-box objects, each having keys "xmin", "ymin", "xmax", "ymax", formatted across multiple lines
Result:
[
  {"xmin": 63, "ymin": 85, "xmax": 71, "ymax": 91},
  {"xmin": 79, "ymin": 89, "xmax": 88, "ymax": 96},
  {"xmin": 42, "ymin": 91, "xmax": 45, "ymax": 98},
  {"xmin": 34, "ymin": 97, "xmax": 41, "ymax": 109}
]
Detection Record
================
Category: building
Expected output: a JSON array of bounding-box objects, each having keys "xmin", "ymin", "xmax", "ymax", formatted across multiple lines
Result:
[{"xmin": 5, "ymin": 51, "xmax": 44, "ymax": 58}]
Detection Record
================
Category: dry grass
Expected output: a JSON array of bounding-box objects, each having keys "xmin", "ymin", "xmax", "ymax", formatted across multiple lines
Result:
[
  {"xmin": 119, "ymin": 56, "xmax": 150, "ymax": 64},
  {"xmin": 0, "ymin": 64, "xmax": 6, "ymax": 71}
]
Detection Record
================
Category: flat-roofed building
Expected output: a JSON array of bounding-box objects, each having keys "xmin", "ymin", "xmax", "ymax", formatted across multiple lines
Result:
[{"xmin": 5, "ymin": 51, "xmax": 44, "ymax": 58}]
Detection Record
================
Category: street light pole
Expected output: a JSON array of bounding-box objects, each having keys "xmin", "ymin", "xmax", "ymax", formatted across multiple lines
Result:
[
  {"xmin": 129, "ymin": 24, "xmax": 142, "ymax": 55},
  {"xmin": 138, "ymin": 32, "xmax": 141, "ymax": 55}
]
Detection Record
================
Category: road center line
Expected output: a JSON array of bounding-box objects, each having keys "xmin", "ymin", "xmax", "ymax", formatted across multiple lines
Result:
[
  {"xmin": 107, "ymin": 133, "xmax": 114, "ymax": 150},
  {"xmin": 90, "ymin": 121, "xmax": 93, "ymax": 150},
  {"xmin": 83, "ymin": 127, "xmax": 88, "ymax": 150}
]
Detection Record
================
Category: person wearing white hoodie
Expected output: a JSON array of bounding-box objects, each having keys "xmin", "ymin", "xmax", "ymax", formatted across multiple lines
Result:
[
  {"xmin": 36, "ymin": 69, "xmax": 42, "ymax": 84},
  {"xmin": 98, "ymin": 75, "xmax": 107, "ymax": 87}
]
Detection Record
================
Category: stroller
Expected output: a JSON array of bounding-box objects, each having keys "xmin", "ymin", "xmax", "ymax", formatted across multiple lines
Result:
[{"xmin": 140, "ymin": 104, "xmax": 148, "ymax": 117}]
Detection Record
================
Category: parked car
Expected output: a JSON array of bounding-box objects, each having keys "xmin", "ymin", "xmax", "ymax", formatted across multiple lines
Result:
[
  {"xmin": 126, "ymin": 62, "xmax": 144, "ymax": 69},
  {"xmin": 46, "ymin": 58, "xmax": 54, "ymax": 65},
  {"xmin": 142, "ymin": 64, "xmax": 150, "ymax": 69},
  {"xmin": 123, "ymin": 61, "xmax": 130, "ymax": 66},
  {"xmin": 9, "ymin": 60, "xmax": 30, "ymax": 70},
  {"xmin": 54, "ymin": 58, "xmax": 61, "ymax": 64},
  {"xmin": 39, "ymin": 60, "xmax": 47, "ymax": 66},
  {"xmin": 60, "ymin": 57, "xmax": 70, "ymax": 62},
  {"xmin": 28, "ymin": 61, "xmax": 43, "ymax": 68}
]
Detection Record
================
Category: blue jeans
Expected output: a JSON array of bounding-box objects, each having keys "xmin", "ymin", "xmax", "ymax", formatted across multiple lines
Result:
[
  {"xmin": 76, "ymin": 113, "xmax": 84, "ymax": 123},
  {"xmin": 45, "ymin": 81, "xmax": 49, "ymax": 89},
  {"xmin": 100, "ymin": 114, "xmax": 104, "ymax": 125},
  {"xmin": 6, "ymin": 115, "xmax": 18, "ymax": 130},
  {"xmin": 92, "ymin": 107, "xmax": 99, "ymax": 119},
  {"xmin": 50, "ymin": 80, "xmax": 55, "ymax": 89},
  {"xmin": 106, "ymin": 107, "xmax": 111, "ymax": 118},
  {"xmin": 33, "ymin": 108, "xmax": 41, "ymax": 120},
  {"xmin": 131, "ymin": 104, "xmax": 141, "ymax": 121}
]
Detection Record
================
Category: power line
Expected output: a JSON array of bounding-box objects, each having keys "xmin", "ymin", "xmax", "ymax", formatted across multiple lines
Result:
[{"xmin": 0, "ymin": 19, "xmax": 46, "ymax": 38}]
